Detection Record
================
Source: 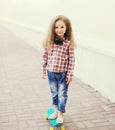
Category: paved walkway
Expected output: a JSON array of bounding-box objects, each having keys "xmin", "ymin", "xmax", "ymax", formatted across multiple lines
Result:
[{"xmin": 0, "ymin": 25, "xmax": 115, "ymax": 130}]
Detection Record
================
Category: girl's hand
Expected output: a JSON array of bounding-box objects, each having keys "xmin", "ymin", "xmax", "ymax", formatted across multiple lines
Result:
[
  {"xmin": 42, "ymin": 73, "xmax": 46, "ymax": 79},
  {"xmin": 66, "ymin": 78, "xmax": 72, "ymax": 84}
]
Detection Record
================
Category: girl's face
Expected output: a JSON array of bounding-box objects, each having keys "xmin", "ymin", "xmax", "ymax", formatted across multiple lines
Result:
[{"xmin": 55, "ymin": 20, "xmax": 66, "ymax": 38}]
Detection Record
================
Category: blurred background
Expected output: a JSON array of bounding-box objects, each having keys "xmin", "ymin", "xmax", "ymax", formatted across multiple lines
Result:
[{"xmin": 0, "ymin": 0, "xmax": 115, "ymax": 102}]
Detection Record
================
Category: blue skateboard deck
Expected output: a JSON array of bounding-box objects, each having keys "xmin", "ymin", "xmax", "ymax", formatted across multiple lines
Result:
[{"xmin": 46, "ymin": 108, "xmax": 63, "ymax": 127}]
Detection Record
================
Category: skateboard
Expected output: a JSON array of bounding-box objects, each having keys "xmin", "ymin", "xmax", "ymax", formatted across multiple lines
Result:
[{"xmin": 45, "ymin": 108, "xmax": 65, "ymax": 130}]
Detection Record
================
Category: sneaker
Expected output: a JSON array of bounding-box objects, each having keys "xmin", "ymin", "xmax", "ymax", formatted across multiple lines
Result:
[
  {"xmin": 56, "ymin": 117, "xmax": 64, "ymax": 124},
  {"xmin": 49, "ymin": 111, "xmax": 58, "ymax": 119}
]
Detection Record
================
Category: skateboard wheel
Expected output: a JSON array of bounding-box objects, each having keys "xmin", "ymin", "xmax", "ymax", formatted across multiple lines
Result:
[
  {"xmin": 50, "ymin": 127, "xmax": 54, "ymax": 130},
  {"xmin": 60, "ymin": 126, "xmax": 65, "ymax": 130},
  {"xmin": 45, "ymin": 115, "xmax": 48, "ymax": 120}
]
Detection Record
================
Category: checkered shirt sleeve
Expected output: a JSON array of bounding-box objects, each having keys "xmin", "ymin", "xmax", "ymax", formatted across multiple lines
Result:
[
  {"xmin": 41, "ymin": 48, "xmax": 48, "ymax": 74},
  {"xmin": 67, "ymin": 45, "xmax": 75, "ymax": 78}
]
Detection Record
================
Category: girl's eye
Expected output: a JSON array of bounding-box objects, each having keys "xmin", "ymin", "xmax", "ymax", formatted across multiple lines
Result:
[{"xmin": 55, "ymin": 26, "xmax": 64, "ymax": 29}]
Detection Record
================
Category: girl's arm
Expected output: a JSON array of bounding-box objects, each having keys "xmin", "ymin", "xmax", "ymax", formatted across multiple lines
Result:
[
  {"xmin": 41, "ymin": 48, "xmax": 48, "ymax": 77},
  {"xmin": 67, "ymin": 45, "xmax": 75, "ymax": 80}
]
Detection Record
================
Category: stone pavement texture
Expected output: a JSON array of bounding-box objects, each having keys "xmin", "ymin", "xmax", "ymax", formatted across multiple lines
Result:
[{"xmin": 0, "ymin": 25, "xmax": 115, "ymax": 130}]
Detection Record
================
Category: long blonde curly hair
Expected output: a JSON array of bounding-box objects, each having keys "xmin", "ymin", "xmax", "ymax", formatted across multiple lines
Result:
[{"xmin": 43, "ymin": 15, "xmax": 76, "ymax": 51}]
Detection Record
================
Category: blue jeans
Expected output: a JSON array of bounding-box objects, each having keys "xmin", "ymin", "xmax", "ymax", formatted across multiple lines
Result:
[{"xmin": 47, "ymin": 71, "xmax": 69, "ymax": 113}]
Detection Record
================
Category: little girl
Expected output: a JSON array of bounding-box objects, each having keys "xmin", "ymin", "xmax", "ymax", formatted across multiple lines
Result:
[{"xmin": 41, "ymin": 15, "xmax": 76, "ymax": 123}]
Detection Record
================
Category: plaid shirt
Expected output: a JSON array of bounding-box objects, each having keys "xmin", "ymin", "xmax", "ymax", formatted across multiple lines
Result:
[{"xmin": 41, "ymin": 39, "xmax": 75, "ymax": 78}]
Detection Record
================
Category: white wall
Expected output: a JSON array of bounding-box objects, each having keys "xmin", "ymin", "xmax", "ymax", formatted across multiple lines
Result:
[
  {"xmin": 75, "ymin": 46, "xmax": 115, "ymax": 102},
  {"xmin": 0, "ymin": 0, "xmax": 115, "ymax": 44},
  {"xmin": 0, "ymin": 0, "xmax": 115, "ymax": 102}
]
